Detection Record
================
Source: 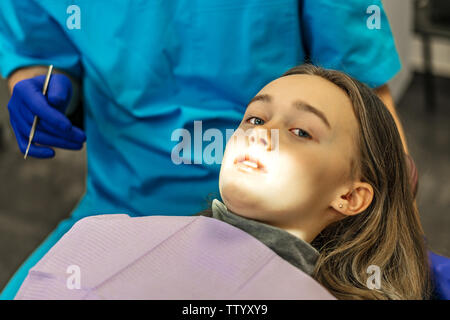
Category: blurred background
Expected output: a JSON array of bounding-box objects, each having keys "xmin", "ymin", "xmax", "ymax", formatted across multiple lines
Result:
[{"xmin": 0, "ymin": 0, "xmax": 449, "ymax": 291}]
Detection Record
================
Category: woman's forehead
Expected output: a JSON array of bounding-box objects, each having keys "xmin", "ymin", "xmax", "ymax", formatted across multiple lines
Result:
[
  {"xmin": 258, "ymin": 74, "xmax": 356, "ymax": 128},
  {"xmin": 265, "ymin": 74, "xmax": 349, "ymax": 104}
]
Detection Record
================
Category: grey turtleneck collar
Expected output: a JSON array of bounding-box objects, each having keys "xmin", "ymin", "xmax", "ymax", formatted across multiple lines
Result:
[{"xmin": 207, "ymin": 199, "xmax": 319, "ymax": 276}]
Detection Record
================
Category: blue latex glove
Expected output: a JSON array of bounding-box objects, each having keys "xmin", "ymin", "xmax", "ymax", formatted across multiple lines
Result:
[{"xmin": 7, "ymin": 73, "xmax": 86, "ymax": 158}]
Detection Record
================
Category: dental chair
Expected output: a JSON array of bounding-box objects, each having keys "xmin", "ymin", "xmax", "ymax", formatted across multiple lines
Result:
[{"xmin": 429, "ymin": 251, "xmax": 450, "ymax": 300}]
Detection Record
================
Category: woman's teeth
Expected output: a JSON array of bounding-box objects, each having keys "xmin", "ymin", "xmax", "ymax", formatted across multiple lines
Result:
[
  {"xmin": 233, "ymin": 154, "xmax": 267, "ymax": 173},
  {"xmin": 242, "ymin": 160, "xmax": 258, "ymax": 168}
]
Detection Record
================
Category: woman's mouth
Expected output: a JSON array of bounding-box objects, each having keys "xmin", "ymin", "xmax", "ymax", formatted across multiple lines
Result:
[{"xmin": 234, "ymin": 154, "xmax": 267, "ymax": 173}]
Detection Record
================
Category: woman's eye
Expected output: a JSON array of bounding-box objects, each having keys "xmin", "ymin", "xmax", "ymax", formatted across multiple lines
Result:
[
  {"xmin": 247, "ymin": 117, "xmax": 265, "ymax": 125},
  {"xmin": 291, "ymin": 128, "xmax": 312, "ymax": 139},
  {"xmin": 245, "ymin": 118, "xmax": 311, "ymax": 139}
]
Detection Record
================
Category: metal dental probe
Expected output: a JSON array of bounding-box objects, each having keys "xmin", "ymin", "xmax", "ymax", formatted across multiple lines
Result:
[{"xmin": 24, "ymin": 64, "xmax": 53, "ymax": 159}]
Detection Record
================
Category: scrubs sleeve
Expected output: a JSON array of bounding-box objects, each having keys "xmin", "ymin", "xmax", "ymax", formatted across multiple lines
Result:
[
  {"xmin": 301, "ymin": 0, "xmax": 401, "ymax": 88},
  {"xmin": 0, "ymin": 0, "xmax": 81, "ymax": 79}
]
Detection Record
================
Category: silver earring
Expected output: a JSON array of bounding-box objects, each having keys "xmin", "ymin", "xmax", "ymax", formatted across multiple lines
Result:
[{"xmin": 338, "ymin": 203, "xmax": 343, "ymax": 208}]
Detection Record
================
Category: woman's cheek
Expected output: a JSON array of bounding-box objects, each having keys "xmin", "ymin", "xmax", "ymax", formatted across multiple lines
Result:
[{"xmin": 272, "ymin": 156, "xmax": 313, "ymax": 198}]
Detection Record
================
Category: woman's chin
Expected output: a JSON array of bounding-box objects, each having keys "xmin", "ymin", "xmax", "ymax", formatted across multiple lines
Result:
[{"xmin": 220, "ymin": 182, "xmax": 267, "ymax": 215}]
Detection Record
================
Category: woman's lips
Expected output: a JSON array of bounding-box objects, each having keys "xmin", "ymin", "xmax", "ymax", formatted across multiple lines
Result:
[{"xmin": 233, "ymin": 154, "xmax": 267, "ymax": 173}]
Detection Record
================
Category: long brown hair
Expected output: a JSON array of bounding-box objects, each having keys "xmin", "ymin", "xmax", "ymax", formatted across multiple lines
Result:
[{"xmin": 280, "ymin": 64, "xmax": 432, "ymax": 299}]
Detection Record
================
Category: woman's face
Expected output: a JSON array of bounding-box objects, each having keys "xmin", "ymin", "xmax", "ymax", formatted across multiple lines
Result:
[{"xmin": 219, "ymin": 74, "xmax": 360, "ymax": 231}]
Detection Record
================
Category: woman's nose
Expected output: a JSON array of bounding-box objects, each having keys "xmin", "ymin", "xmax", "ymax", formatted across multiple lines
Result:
[{"xmin": 248, "ymin": 128, "xmax": 272, "ymax": 150}]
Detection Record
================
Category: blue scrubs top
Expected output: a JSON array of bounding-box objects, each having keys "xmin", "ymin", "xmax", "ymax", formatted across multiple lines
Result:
[{"xmin": 0, "ymin": 0, "xmax": 400, "ymax": 298}]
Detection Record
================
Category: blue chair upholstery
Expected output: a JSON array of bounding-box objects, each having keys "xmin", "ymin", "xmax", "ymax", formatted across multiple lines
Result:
[{"xmin": 429, "ymin": 250, "xmax": 450, "ymax": 300}]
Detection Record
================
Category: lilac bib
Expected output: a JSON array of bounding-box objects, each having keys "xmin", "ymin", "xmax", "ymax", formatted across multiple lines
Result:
[{"xmin": 15, "ymin": 214, "xmax": 335, "ymax": 300}]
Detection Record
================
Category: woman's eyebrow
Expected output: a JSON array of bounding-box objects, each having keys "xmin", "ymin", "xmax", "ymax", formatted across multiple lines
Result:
[{"xmin": 247, "ymin": 94, "xmax": 331, "ymax": 130}]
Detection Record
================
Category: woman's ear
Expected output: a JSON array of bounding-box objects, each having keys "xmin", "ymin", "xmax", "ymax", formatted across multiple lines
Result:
[{"xmin": 331, "ymin": 182, "xmax": 374, "ymax": 217}]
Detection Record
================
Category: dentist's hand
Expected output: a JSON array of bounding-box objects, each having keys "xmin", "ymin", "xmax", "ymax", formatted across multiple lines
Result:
[{"xmin": 7, "ymin": 73, "xmax": 86, "ymax": 158}]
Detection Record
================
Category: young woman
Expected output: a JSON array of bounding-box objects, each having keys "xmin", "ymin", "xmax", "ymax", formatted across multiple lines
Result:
[
  {"xmin": 197, "ymin": 64, "xmax": 432, "ymax": 299},
  {"xmin": 15, "ymin": 65, "xmax": 432, "ymax": 300}
]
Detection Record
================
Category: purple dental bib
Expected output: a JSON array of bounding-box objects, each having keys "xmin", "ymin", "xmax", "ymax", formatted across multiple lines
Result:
[{"xmin": 15, "ymin": 214, "xmax": 335, "ymax": 300}]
